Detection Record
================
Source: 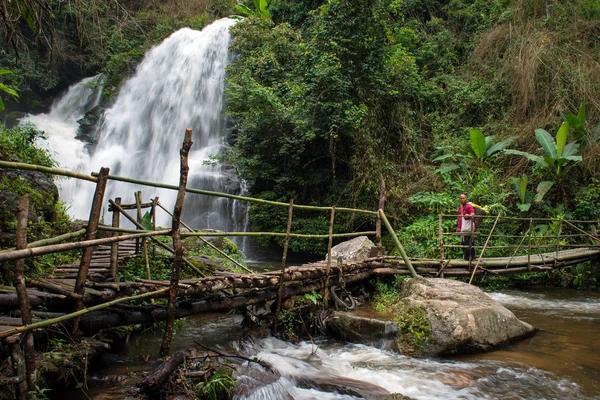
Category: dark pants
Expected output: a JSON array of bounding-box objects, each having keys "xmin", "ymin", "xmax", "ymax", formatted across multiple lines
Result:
[{"xmin": 461, "ymin": 234, "xmax": 475, "ymax": 261}]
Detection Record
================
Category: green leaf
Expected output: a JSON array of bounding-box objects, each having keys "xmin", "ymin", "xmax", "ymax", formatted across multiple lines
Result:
[
  {"xmin": 555, "ymin": 121, "xmax": 569, "ymax": 157},
  {"xmin": 0, "ymin": 69, "xmax": 12, "ymax": 75},
  {"xmin": 535, "ymin": 181, "xmax": 554, "ymax": 203},
  {"xmin": 234, "ymin": 4, "xmax": 253, "ymax": 16},
  {"xmin": 562, "ymin": 155, "xmax": 582, "ymax": 162},
  {"xmin": 504, "ymin": 149, "xmax": 544, "ymax": 164},
  {"xmin": 517, "ymin": 203, "xmax": 531, "ymax": 212},
  {"xmin": 562, "ymin": 142, "xmax": 580, "ymax": 157},
  {"xmin": 469, "ymin": 129, "xmax": 486, "ymax": 160},
  {"xmin": 435, "ymin": 163, "xmax": 461, "ymax": 175},
  {"xmin": 535, "ymin": 129, "xmax": 557, "ymax": 158},
  {"xmin": 0, "ymin": 96, "xmax": 4, "ymax": 110},
  {"xmin": 518, "ymin": 174, "xmax": 528, "ymax": 203},
  {"xmin": 140, "ymin": 212, "xmax": 153, "ymax": 231}
]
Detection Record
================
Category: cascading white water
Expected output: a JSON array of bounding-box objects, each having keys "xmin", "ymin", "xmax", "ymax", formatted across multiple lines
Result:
[
  {"xmin": 21, "ymin": 74, "xmax": 103, "ymax": 173},
  {"xmin": 24, "ymin": 18, "xmax": 250, "ymax": 249}
]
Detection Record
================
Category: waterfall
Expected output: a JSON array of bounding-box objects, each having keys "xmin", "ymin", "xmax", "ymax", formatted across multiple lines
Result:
[
  {"xmin": 23, "ymin": 18, "xmax": 251, "ymax": 252},
  {"xmin": 21, "ymin": 74, "xmax": 103, "ymax": 173}
]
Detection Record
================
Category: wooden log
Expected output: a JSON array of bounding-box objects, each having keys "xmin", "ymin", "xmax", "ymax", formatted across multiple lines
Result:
[
  {"xmin": 28, "ymin": 279, "xmax": 83, "ymax": 300},
  {"xmin": 161, "ymin": 128, "xmax": 193, "ymax": 357},
  {"xmin": 13, "ymin": 194, "xmax": 37, "ymax": 392},
  {"xmin": 0, "ymin": 288, "xmax": 169, "ymax": 340},
  {"xmin": 140, "ymin": 347, "xmax": 196, "ymax": 391},
  {"xmin": 78, "ymin": 270, "xmax": 376, "ymax": 333}
]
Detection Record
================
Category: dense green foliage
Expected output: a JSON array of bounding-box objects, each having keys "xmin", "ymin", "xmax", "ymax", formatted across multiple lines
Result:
[{"xmin": 224, "ymin": 0, "xmax": 600, "ymax": 277}]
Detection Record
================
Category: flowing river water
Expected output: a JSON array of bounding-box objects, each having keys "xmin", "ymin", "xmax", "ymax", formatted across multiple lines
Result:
[{"xmin": 58, "ymin": 286, "xmax": 600, "ymax": 400}]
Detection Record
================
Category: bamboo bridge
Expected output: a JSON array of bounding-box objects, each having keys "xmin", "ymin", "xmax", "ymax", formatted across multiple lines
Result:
[{"xmin": 1, "ymin": 129, "xmax": 599, "ymax": 373}]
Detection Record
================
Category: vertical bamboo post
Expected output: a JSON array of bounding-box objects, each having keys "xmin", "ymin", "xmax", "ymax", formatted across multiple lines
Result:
[
  {"xmin": 160, "ymin": 128, "xmax": 193, "ymax": 357},
  {"xmin": 135, "ymin": 191, "xmax": 151, "ymax": 281},
  {"xmin": 14, "ymin": 194, "xmax": 36, "ymax": 394},
  {"xmin": 273, "ymin": 199, "xmax": 294, "ymax": 333},
  {"xmin": 151, "ymin": 197, "xmax": 158, "ymax": 258},
  {"xmin": 379, "ymin": 209, "xmax": 418, "ymax": 278},
  {"xmin": 323, "ymin": 206, "xmax": 336, "ymax": 303},
  {"xmin": 527, "ymin": 218, "xmax": 533, "ymax": 271},
  {"xmin": 72, "ymin": 167, "xmax": 109, "ymax": 337},
  {"xmin": 109, "ymin": 197, "xmax": 121, "ymax": 280},
  {"xmin": 556, "ymin": 218, "xmax": 562, "ymax": 257},
  {"xmin": 375, "ymin": 175, "xmax": 386, "ymax": 256},
  {"xmin": 438, "ymin": 214, "xmax": 445, "ymax": 277}
]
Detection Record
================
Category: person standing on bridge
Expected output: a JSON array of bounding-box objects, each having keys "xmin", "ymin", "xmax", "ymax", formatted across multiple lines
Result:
[{"xmin": 457, "ymin": 193, "xmax": 476, "ymax": 261}]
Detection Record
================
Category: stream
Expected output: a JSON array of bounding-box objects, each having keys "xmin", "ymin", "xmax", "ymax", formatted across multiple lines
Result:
[{"xmin": 55, "ymin": 286, "xmax": 599, "ymax": 399}]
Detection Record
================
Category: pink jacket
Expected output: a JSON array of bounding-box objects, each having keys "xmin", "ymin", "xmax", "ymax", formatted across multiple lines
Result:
[{"xmin": 456, "ymin": 203, "xmax": 475, "ymax": 232}]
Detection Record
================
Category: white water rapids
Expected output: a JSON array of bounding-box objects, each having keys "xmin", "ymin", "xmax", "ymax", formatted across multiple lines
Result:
[{"xmin": 21, "ymin": 18, "xmax": 249, "ymax": 243}]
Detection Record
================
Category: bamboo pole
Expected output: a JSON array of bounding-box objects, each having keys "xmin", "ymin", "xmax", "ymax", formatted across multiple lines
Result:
[
  {"xmin": 438, "ymin": 214, "xmax": 445, "ymax": 277},
  {"xmin": 110, "ymin": 197, "xmax": 121, "ymax": 280},
  {"xmin": 136, "ymin": 191, "xmax": 151, "ymax": 281},
  {"xmin": 13, "ymin": 194, "xmax": 36, "ymax": 392},
  {"xmin": 0, "ymin": 161, "xmax": 98, "ymax": 182},
  {"xmin": 0, "ymin": 230, "xmax": 171, "ymax": 262},
  {"xmin": 528, "ymin": 218, "xmax": 533, "ymax": 271},
  {"xmin": 72, "ymin": 167, "xmax": 109, "ymax": 337},
  {"xmin": 156, "ymin": 201, "xmax": 252, "ymax": 273},
  {"xmin": 556, "ymin": 218, "xmax": 562, "ymax": 257},
  {"xmin": 379, "ymin": 209, "xmax": 417, "ymax": 278},
  {"xmin": 161, "ymin": 128, "xmax": 193, "ymax": 357},
  {"xmin": 376, "ymin": 175, "xmax": 385, "ymax": 256},
  {"xmin": 92, "ymin": 170, "xmax": 377, "ymax": 215},
  {"xmin": 561, "ymin": 219, "xmax": 600, "ymax": 243},
  {"xmin": 108, "ymin": 199, "xmax": 205, "ymax": 277},
  {"xmin": 152, "ymin": 197, "xmax": 158, "ymax": 259},
  {"xmin": 469, "ymin": 214, "xmax": 501, "ymax": 284},
  {"xmin": 274, "ymin": 199, "xmax": 294, "ymax": 332},
  {"xmin": 323, "ymin": 206, "xmax": 336, "ymax": 303},
  {"xmin": 99, "ymin": 225, "xmax": 376, "ymax": 239},
  {"xmin": 0, "ymin": 229, "xmax": 87, "ymax": 253},
  {"xmin": 0, "ymin": 288, "xmax": 169, "ymax": 340}
]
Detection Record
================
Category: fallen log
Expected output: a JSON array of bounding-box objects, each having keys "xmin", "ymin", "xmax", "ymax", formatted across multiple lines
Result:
[{"xmin": 139, "ymin": 346, "xmax": 197, "ymax": 391}]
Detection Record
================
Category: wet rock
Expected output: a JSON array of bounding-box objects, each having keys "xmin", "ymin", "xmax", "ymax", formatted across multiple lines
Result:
[
  {"xmin": 326, "ymin": 236, "xmax": 376, "ymax": 263},
  {"xmin": 401, "ymin": 277, "xmax": 536, "ymax": 355},
  {"xmin": 327, "ymin": 278, "xmax": 536, "ymax": 357}
]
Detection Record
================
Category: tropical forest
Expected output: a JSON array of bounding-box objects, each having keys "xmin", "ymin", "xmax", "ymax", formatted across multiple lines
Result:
[{"xmin": 0, "ymin": 0, "xmax": 599, "ymax": 399}]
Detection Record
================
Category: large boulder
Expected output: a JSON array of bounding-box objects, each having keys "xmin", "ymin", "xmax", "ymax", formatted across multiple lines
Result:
[
  {"xmin": 327, "ymin": 277, "xmax": 536, "ymax": 356},
  {"xmin": 325, "ymin": 236, "xmax": 375, "ymax": 263}
]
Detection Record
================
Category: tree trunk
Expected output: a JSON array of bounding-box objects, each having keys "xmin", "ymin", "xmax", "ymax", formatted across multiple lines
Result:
[
  {"xmin": 13, "ymin": 194, "xmax": 36, "ymax": 393},
  {"xmin": 160, "ymin": 128, "xmax": 193, "ymax": 357},
  {"xmin": 140, "ymin": 347, "xmax": 196, "ymax": 391},
  {"xmin": 72, "ymin": 167, "xmax": 109, "ymax": 337}
]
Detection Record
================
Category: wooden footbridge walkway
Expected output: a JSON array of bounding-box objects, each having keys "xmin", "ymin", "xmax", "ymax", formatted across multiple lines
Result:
[{"xmin": 1, "ymin": 129, "xmax": 599, "ymax": 381}]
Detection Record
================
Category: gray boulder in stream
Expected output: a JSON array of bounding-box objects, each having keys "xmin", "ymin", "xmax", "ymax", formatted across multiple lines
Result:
[{"xmin": 328, "ymin": 277, "xmax": 536, "ymax": 357}]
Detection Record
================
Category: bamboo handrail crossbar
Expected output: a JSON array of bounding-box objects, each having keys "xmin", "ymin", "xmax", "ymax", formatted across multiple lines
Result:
[
  {"xmin": 0, "ymin": 230, "xmax": 171, "ymax": 262},
  {"xmin": 1, "ymin": 161, "xmax": 377, "ymax": 214},
  {"xmin": 441, "ymin": 213, "xmax": 599, "ymax": 224},
  {"xmin": 96, "ymin": 225, "xmax": 376, "ymax": 239},
  {"xmin": 0, "ymin": 229, "xmax": 87, "ymax": 253},
  {"xmin": 0, "ymin": 161, "xmax": 98, "ymax": 182}
]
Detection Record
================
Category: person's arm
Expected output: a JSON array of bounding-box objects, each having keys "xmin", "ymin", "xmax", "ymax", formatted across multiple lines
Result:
[{"xmin": 464, "ymin": 203, "xmax": 475, "ymax": 219}]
